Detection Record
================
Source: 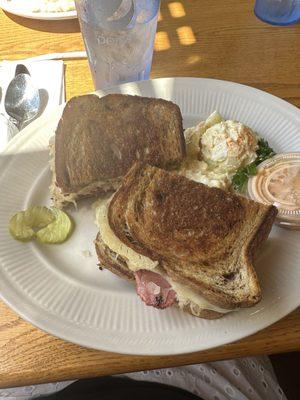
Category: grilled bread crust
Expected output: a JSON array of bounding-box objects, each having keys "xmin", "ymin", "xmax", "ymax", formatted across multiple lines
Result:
[
  {"xmin": 55, "ymin": 94, "xmax": 185, "ymax": 193},
  {"xmin": 108, "ymin": 163, "xmax": 278, "ymax": 309},
  {"xmin": 94, "ymin": 232, "xmax": 223, "ymax": 319}
]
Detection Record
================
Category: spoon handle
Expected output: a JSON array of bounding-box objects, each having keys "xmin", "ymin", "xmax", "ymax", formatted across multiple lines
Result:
[
  {"xmin": 7, "ymin": 115, "xmax": 19, "ymax": 130},
  {"xmin": 16, "ymin": 120, "xmax": 24, "ymax": 131}
]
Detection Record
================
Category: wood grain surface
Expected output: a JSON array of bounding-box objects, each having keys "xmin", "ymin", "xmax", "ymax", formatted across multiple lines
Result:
[
  {"xmin": 0, "ymin": 302, "xmax": 299, "ymax": 389},
  {"xmin": 0, "ymin": 0, "xmax": 299, "ymax": 389}
]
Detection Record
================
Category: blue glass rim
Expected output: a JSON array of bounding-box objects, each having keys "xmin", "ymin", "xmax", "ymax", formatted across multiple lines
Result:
[{"xmin": 254, "ymin": 8, "xmax": 300, "ymax": 26}]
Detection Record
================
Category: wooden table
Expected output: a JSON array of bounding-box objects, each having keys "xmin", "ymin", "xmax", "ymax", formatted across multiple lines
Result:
[{"xmin": 0, "ymin": 0, "xmax": 299, "ymax": 389}]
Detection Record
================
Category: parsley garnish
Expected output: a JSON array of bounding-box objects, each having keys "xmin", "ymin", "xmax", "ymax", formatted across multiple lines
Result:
[{"xmin": 232, "ymin": 139, "xmax": 276, "ymax": 191}]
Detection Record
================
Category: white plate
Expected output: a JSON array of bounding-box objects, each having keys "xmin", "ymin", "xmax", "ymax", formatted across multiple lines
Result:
[
  {"xmin": 0, "ymin": 78, "xmax": 300, "ymax": 355},
  {"xmin": 0, "ymin": 0, "xmax": 76, "ymax": 20}
]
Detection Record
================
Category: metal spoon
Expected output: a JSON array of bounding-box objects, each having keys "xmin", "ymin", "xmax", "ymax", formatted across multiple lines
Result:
[{"xmin": 4, "ymin": 64, "xmax": 40, "ymax": 131}]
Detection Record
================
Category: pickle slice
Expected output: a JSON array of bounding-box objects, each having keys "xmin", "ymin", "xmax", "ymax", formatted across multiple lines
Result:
[
  {"xmin": 36, "ymin": 207, "xmax": 73, "ymax": 244},
  {"xmin": 9, "ymin": 206, "xmax": 55, "ymax": 242}
]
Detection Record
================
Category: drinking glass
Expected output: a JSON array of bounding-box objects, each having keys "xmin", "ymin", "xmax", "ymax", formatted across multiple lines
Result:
[
  {"xmin": 254, "ymin": 0, "xmax": 300, "ymax": 25},
  {"xmin": 75, "ymin": 0, "xmax": 161, "ymax": 89}
]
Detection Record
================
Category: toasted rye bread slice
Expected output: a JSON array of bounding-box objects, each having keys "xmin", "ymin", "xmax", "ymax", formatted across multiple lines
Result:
[
  {"xmin": 55, "ymin": 94, "xmax": 185, "ymax": 193},
  {"xmin": 94, "ymin": 232, "xmax": 223, "ymax": 319},
  {"xmin": 108, "ymin": 163, "xmax": 278, "ymax": 309}
]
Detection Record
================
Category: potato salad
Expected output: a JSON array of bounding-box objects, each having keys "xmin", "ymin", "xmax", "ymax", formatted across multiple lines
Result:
[{"xmin": 179, "ymin": 112, "xmax": 259, "ymax": 190}]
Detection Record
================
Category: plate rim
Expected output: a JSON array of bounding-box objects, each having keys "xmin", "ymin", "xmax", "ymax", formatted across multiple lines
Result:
[
  {"xmin": 0, "ymin": 77, "xmax": 300, "ymax": 355},
  {"xmin": 0, "ymin": 267, "xmax": 299, "ymax": 356},
  {"xmin": 0, "ymin": 0, "xmax": 77, "ymax": 20}
]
